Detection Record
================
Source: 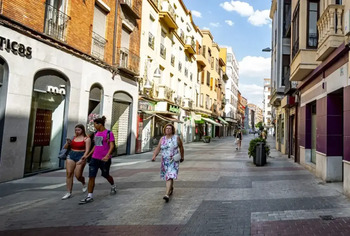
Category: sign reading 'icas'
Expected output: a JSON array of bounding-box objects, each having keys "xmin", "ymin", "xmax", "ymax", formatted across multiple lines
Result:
[{"xmin": 0, "ymin": 36, "xmax": 32, "ymax": 59}]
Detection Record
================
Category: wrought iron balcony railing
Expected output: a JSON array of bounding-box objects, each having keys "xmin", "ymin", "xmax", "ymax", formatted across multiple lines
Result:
[
  {"xmin": 44, "ymin": 3, "xmax": 70, "ymax": 41},
  {"xmin": 117, "ymin": 47, "xmax": 140, "ymax": 75},
  {"xmin": 91, "ymin": 32, "xmax": 107, "ymax": 60}
]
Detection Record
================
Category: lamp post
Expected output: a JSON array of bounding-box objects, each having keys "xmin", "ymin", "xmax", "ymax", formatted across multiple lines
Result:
[{"xmin": 262, "ymin": 47, "xmax": 272, "ymax": 52}]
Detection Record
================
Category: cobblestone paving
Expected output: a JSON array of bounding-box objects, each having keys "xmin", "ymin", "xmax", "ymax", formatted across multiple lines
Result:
[{"xmin": 1, "ymin": 135, "xmax": 350, "ymax": 235}]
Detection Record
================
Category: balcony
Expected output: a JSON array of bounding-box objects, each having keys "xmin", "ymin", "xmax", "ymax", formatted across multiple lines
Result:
[
  {"xmin": 159, "ymin": 0, "xmax": 178, "ymax": 30},
  {"xmin": 120, "ymin": 0, "xmax": 141, "ymax": 19},
  {"xmin": 290, "ymin": 49, "xmax": 319, "ymax": 81},
  {"xmin": 316, "ymin": 5, "xmax": 345, "ymax": 61},
  {"xmin": 117, "ymin": 47, "xmax": 140, "ymax": 76},
  {"xmin": 196, "ymin": 48, "xmax": 206, "ymax": 67},
  {"xmin": 185, "ymin": 37, "xmax": 196, "ymax": 55},
  {"xmin": 148, "ymin": 32, "xmax": 155, "ymax": 49},
  {"xmin": 91, "ymin": 32, "xmax": 107, "ymax": 60},
  {"xmin": 44, "ymin": 3, "xmax": 70, "ymax": 42}
]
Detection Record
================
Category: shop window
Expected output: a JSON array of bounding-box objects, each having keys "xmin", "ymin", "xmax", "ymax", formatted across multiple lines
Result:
[
  {"xmin": 87, "ymin": 84, "xmax": 103, "ymax": 133},
  {"xmin": 0, "ymin": 57, "xmax": 8, "ymax": 162},
  {"xmin": 26, "ymin": 70, "xmax": 69, "ymax": 174}
]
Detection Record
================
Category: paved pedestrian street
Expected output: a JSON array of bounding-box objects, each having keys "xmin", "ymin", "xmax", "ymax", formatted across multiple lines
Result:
[{"xmin": 1, "ymin": 135, "xmax": 350, "ymax": 236}]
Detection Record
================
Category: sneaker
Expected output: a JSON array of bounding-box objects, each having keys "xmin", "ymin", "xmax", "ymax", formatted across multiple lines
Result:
[
  {"xmin": 110, "ymin": 186, "xmax": 117, "ymax": 195},
  {"xmin": 163, "ymin": 195, "xmax": 169, "ymax": 203},
  {"xmin": 79, "ymin": 196, "xmax": 94, "ymax": 204},
  {"xmin": 62, "ymin": 193, "xmax": 72, "ymax": 200},
  {"xmin": 82, "ymin": 184, "xmax": 87, "ymax": 193}
]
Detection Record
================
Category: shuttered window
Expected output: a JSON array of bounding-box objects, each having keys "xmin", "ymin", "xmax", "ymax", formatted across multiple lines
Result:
[
  {"xmin": 93, "ymin": 5, "xmax": 106, "ymax": 37},
  {"xmin": 121, "ymin": 27, "xmax": 131, "ymax": 48}
]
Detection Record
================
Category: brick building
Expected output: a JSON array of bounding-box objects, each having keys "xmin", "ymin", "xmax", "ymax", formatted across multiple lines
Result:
[{"xmin": 0, "ymin": 0, "xmax": 142, "ymax": 182}]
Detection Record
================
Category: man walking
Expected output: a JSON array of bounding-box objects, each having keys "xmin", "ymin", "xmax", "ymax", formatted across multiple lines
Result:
[{"xmin": 79, "ymin": 116, "xmax": 117, "ymax": 204}]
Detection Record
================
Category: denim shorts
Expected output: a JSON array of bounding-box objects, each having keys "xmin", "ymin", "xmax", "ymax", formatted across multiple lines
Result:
[
  {"xmin": 67, "ymin": 151, "xmax": 84, "ymax": 162},
  {"xmin": 89, "ymin": 158, "xmax": 111, "ymax": 178}
]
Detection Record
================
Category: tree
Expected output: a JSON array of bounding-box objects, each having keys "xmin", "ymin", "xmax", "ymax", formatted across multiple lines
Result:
[{"xmin": 255, "ymin": 121, "xmax": 264, "ymax": 131}]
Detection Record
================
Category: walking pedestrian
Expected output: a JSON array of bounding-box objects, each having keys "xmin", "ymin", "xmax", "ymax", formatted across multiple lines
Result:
[
  {"xmin": 151, "ymin": 123, "xmax": 184, "ymax": 202},
  {"xmin": 79, "ymin": 116, "xmax": 117, "ymax": 204},
  {"xmin": 62, "ymin": 124, "xmax": 91, "ymax": 200},
  {"xmin": 236, "ymin": 129, "xmax": 243, "ymax": 150}
]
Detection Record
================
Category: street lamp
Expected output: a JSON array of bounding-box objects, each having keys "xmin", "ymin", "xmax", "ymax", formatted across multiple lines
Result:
[{"xmin": 262, "ymin": 47, "xmax": 272, "ymax": 52}]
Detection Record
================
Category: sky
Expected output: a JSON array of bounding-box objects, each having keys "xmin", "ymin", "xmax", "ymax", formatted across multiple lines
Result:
[{"xmin": 183, "ymin": 0, "xmax": 272, "ymax": 108}]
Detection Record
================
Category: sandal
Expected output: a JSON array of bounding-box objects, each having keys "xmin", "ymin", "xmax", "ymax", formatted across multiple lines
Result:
[{"xmin": 163, "ymin": 195, "xmax": 169, "ymax": 202}]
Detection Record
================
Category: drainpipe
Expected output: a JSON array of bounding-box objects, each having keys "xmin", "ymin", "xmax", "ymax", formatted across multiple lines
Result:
[{"xmin": 112, "ymin": 0, "xmax": 119, "ymax": 65}]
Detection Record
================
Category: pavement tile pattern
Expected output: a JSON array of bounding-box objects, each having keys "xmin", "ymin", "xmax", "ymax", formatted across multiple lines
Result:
[{"xmin": 1, "ymin": 135, "xmax": 350, "ymax": 235}]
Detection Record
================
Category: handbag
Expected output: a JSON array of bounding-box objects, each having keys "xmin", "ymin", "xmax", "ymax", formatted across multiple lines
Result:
[
  {"xmin": 58, "ymin": 148, "xmax": 70, "ymax": 160},
  {"xmin": 173, "ymin": 153, "xmax": 181, "ymax": 162}
]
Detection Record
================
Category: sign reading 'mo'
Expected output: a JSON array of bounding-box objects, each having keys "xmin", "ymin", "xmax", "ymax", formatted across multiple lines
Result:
[{"xmin": 47, "ymin": 85, "xmax": 66, "ymax": 95}]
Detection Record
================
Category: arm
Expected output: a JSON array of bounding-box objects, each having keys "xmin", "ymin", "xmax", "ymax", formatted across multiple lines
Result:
[
  {"xmin": 151, "ymin": 139, "xmax": 162, "ymax": 161},
  {"xmin": 102, "ymin": 141, "xmax": 115, "ymax": 161},
  {"xmin": 177, "ymin": 136, "xmax": 184, "ymax": 162},
  {"xmin": 83, "ymin": 137, "xmax": 91, "ymax": 157}
]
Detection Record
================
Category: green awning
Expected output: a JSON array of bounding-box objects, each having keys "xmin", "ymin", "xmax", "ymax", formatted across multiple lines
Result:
[
  {"xmin": 202, "ymin": 117, "xmax": 222, "ymax": 126},
  {"xmin": 218, "ymin": 116, "xmax": 229, "ymax": 125}
]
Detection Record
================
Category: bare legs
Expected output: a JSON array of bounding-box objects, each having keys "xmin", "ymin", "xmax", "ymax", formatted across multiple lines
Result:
[{"xmin": 66, "ymin": 159, "xmax": 86, "ymax": 193}]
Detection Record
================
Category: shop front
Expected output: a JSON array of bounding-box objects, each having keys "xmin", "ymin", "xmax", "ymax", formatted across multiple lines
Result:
[
  {"xmin": 136, "ymin": 99, "xmax": 155, "ymax": 153},
  {"xmin": 25, "ymin": 70, "xmax": 70, "ymax": 174},
  {"xmin": 111, "ymin": 92, "xmax": 133, "ymax": 156}
]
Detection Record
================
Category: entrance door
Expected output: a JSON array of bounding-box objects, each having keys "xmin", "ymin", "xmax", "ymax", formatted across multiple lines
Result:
[
  {"xmin": 289, "ymin": 115, "xmax": 295, "ymax": 158},
  {"xmin": 311, "ymin": 103, "xmax": 317, "ymax": 164},
  {"xmin": 25, "ymin": 71, "xmax": 68, "ymax": 174},
  {"xmin": 111, "ymin": 92, "xmax": 132, "ymax": 156}
]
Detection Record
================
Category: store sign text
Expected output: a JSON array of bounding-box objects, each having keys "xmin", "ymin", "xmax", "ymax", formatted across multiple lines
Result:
[
  {"xmin": 0, "ymin": 36, "xmax": 32, "ymax": 59},
  {"xmin": 47, "ymin": 85, "xmax": 66, "ymax": 95}
]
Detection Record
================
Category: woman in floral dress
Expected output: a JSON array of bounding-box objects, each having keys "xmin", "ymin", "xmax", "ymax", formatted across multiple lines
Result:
[{"xmin": 152, "ymin": 123, "xmax": 184, "ymax": 202}]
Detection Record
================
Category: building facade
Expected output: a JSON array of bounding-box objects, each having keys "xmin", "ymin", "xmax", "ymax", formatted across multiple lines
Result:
[
  {"xmin": 0, "ymin": 0, "xmax": 141, "ymax": 182},
  {"xmin": 263, "ymin": 78, "xmax": 273, "ymax": 134},
  {"xmin": 222, "ymin": 47, "xmax": 239, "ymax": 136}
]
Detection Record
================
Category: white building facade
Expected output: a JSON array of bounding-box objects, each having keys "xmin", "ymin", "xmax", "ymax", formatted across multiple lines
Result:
[
  {"xmin": 136, "ymin": 0, "xmax": 202, "ymax": 152},
  {"xmin": 224, "ymin": 47, "xmax": 239, "ymax": 135}
]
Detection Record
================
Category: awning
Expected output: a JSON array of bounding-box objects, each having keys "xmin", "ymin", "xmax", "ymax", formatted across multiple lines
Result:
[
  {"xmin": 202, "ymin": 117, "xmax": 222, "ymax": 126},
  {"xmin": 141, "ymin": 111, "xmax": 183, "ymax": 123},
  {"xmin": 218, "ymin": 116, "xmax": 229, "ymax": 125},
  {"xmin": 155, "ymin": 114, "xmax": 183, "ymax": 123}
]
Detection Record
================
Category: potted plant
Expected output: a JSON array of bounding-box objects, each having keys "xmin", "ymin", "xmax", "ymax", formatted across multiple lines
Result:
[
  {"xmin": 248, "ymin": 137, "xmax": 270, "ymax": 166},
  {"xmin": 203, "ymin": 136, "xmax": 211, "ymax": 143}
]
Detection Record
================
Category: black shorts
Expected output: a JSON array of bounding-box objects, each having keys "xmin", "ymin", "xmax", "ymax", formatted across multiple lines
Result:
[{"xmin": 89, "ymin": 158, "xmax": 111, "ymax": 178}]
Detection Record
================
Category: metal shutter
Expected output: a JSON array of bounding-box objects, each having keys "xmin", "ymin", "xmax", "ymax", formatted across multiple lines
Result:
[{"xmin": 111, "ymin": 102, "xmax": 130, "ymax": 155}]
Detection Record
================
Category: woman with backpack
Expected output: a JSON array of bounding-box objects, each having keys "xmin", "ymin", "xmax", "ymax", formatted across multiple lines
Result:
[{"xmin": 79, "ymin": 116, "xmax": 117, "ymax": 204}]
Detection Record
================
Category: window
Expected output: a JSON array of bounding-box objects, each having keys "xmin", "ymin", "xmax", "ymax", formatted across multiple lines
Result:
[
  {"xmin": 206, "ymin": 71, "xmax": 210, "ymax": 86},
  {"xmin": 92, "ymin": 4, "xmax": 108, "ymax": 60},
  {"xmin": 200, "ymin": 93, "xmax": 204, "ymax": 107},
  {"xmin": 282, "ymin": 55, "xmax": 290, "ymax": 87},
  {"xmin": 307, "ymin": 0, "xmax": 319, "ymax": 48},
  {"xmin": 44, "ymin": 0, "xmax": 69, "ymax": 41},
  {"xmin": 292, "ymin": 2, "xmax": 299, "ymax": 58},
  {"xmin": 283, "ymin": 0, "xmax": 291, "ymax": 37}
]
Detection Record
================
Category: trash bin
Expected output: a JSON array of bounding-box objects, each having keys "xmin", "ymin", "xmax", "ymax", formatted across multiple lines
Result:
[{"xmin": 255, "ymin": 142, "xmax": 266, "ymax": 166}]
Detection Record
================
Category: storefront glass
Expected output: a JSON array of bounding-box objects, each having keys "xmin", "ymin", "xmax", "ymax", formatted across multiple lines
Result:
[
  {"xmin": 87, "ymin": 84, "xmax": 103, "ymax": 133},
  {"xmin": 0, "ymin": 57, "xmax": 8, "ymax": 162},
  {"xmin": 25, "ymin": 71, "xmax": 68, "ymax": 174}
]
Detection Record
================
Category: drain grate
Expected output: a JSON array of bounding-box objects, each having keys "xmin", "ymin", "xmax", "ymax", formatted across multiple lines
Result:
[{"xmin": 319, "ymin": 215, "xmax": 334, "ymax": 220}]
